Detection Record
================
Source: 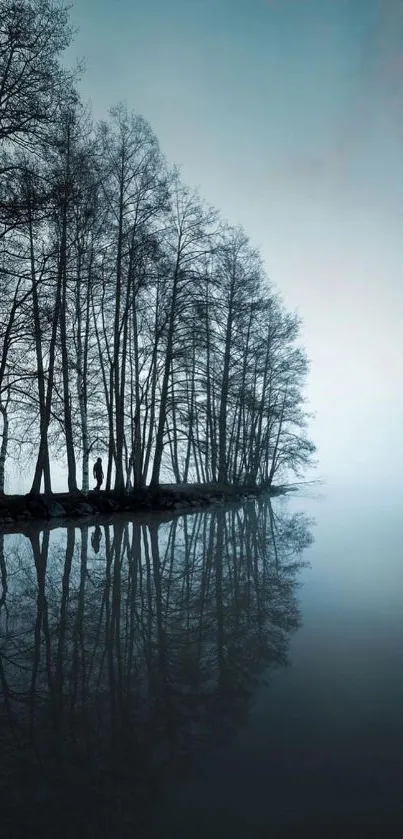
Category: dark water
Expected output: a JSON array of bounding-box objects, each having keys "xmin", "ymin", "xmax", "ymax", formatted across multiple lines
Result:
[{"xmin": 0, "ymin": 491, "xmax": 402, "ymax": 838}]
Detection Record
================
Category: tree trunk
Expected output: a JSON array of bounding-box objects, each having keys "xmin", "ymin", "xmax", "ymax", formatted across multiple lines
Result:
[
  {"xmin": 267, "ymin": 385, "xmax": 288, "ymax": 486},
  {"xmin": 132, "ymin": 303, "xmax": 143, "ymax": 487},
  {"xmin": 31, "ymin": 252, "xmax": 62, "ymax": 495},
  {"xmin": 76, "ymin": 250, "xmax": 91, "ymax": 493},
  {"xmin": 113, "ymin": 152, "xmax": 125, "ymax": 493},
  {"xmin": 218, "ymin": 279, "xmax": 235, "ymax": 484},
  {"xmin": 150, "ymin": 253, "xmax": 181, "ymax": 486},
  {"xmin": 28, "ymin": 209, "xmax": 51, "ymax": 493},
  {"xmin": 59, "ymin": 127, "xmax": 78, "ymax": 492},
  {"xmin": 0, "ymin": 400, "xmax": 8, "ymax": 493}
]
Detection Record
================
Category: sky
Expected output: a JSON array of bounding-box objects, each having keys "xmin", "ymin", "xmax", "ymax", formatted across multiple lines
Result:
[{"xmin": 60, "ymin": 0, "xmax": 403, "ymax": 492}]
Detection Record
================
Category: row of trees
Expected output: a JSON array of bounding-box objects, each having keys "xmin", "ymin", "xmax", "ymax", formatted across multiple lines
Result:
[{"xmin": 0, "ymin": 0, "xmax": 315, "ymax": 493}]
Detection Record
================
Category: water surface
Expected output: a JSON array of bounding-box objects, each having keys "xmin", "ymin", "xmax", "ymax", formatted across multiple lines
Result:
[{"xmin": 0, "ymin": 490, "xmax": 402, "ymax": 837}]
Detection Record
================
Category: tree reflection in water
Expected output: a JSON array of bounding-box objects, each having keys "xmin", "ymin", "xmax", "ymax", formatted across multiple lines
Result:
[{"xmin": 0, "ymin": 500, "xmax": 313, "ymax": 838}]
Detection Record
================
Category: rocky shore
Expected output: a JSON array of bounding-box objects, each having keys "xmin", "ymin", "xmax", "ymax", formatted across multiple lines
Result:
[{"xmin": 0, "ymin": 483, "xmax": 289, "ymax": 531}]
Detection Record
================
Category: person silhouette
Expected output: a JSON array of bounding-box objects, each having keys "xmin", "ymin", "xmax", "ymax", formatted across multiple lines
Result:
[
  {"xmin": 93, "ymin": 457, "xmax": 104, "ymax": 491},
  {"xmin": 91, "ymin": 525, "xmax": 102, "ymax": 554}
]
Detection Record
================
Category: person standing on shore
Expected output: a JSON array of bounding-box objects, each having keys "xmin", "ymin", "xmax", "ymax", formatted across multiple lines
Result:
[{"xmin": 93, "ymin": 457, "xmax": 104, "ymax": 491}]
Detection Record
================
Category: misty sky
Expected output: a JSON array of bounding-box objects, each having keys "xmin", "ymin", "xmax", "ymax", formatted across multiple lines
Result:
[{"xmin": 66, "ymin": 0, "xmax": 403, "ymax": 491}]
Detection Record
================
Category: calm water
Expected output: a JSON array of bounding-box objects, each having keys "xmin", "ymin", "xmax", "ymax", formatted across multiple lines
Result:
[{"xmin": 0, "ymin": 489, "xmax": 402, "ymax": 838}]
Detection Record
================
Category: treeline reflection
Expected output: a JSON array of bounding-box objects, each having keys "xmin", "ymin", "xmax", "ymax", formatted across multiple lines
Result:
[{"xmin": 0, "ymin": 501, "xmax": 313, "ymax": 837}]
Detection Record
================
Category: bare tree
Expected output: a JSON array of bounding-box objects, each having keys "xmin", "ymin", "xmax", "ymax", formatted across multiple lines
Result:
[
  {"xmin": 0, "ymin": 0, "xmax": 74, "ymax": 147},
  {"xmin": 96, "ymin": 105, "xmax": 169, "ymax": 491},
  {"xmin": 150, "ymin": 178, "xmax": 217, "ymax": 485}
]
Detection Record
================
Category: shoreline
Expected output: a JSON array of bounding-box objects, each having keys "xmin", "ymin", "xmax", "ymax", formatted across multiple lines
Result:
[{"xmin": 0, "ymin": 483, "xmax": 293, "ymax": 531}]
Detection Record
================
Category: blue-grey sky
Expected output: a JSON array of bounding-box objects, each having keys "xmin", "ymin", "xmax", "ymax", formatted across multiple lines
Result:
[{"xmin": 66, "ymin": 0, "xmax": 403, "ymax": 490}]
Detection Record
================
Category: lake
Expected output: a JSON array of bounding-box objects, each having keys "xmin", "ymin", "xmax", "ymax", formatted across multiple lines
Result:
[{"xmin": 0, "ymin": 488, "xmax": 402, "ymax": 838}]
